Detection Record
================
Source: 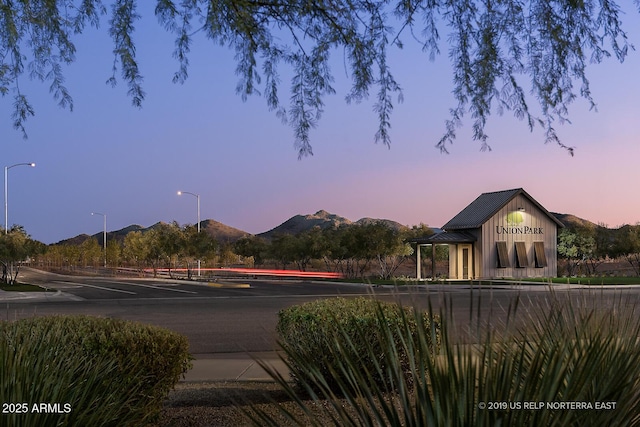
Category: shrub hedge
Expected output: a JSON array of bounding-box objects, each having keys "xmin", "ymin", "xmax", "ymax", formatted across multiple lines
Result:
[
  {"xmin": 253, "ymin": 293, "xmax": 640, "ymax": 427},
  {"xmin": 276, "ymin": 297, "xmax": 441, "ymax": 393},
  {"xmin": 0, "ymin": 315, "xmax": 192, "ymax": 426}
]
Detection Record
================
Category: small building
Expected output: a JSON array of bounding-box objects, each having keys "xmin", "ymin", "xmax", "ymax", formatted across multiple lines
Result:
[{"xmin": 414, "ymin": 188, "xmax": 563, "ymax": 280}]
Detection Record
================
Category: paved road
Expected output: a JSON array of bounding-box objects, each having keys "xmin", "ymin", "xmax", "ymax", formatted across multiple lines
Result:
[
  {"xmin": 6, "ymin": 269, "xmax": 640, "ymax": 356},
  {"xmin": 6, "ymin": 269, "xmax": 397, "ymax": 354}
]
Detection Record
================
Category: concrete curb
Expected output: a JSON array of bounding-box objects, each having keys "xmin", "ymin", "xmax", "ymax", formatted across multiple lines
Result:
[{"xmin": 207, "ymin": 282, "xmax": 251, "ymax": 289}]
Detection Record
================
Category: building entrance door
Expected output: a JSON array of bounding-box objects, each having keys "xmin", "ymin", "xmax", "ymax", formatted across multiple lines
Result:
[{"xmin": 458, "ymin": 244, "xmax": 472, "ymax": 279}]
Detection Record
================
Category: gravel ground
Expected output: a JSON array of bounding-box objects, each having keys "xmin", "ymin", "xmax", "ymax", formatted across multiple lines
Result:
[{"xmin": 152, "ymin": 381, "xmax": 340, "ymax": 427}]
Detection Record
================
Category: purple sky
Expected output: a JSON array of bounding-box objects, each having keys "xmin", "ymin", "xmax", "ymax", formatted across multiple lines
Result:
[{"xmin": 3, "ymin": 5, "xmax": 640, "ymax": 244}]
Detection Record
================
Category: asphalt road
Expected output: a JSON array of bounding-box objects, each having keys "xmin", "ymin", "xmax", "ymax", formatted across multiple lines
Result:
[
  {"xmin": 7, "ymin": 268, "xmax": 640, "ymax": 356},
  {"xmin": 8, "ymin": 268, "xmax": 397, "ymax": 354}
]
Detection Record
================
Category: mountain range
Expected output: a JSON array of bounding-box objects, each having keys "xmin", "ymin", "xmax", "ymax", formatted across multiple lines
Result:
[{"xmin": 55, "ymin": 210, "xmax": 599, "ymax": 246}]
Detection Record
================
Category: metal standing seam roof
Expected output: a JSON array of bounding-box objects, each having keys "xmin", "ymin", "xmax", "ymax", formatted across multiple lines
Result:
[
  {"xmin": 442, "ymin": 188, "xmax": 564, "ymax": 230},
  {"xmin": 410, "ymin": 231, "xmax": 477, "ymax": 244},
  {"xmin": 425, "ymin": 231, "xmax": 476, "ymax": 243}
]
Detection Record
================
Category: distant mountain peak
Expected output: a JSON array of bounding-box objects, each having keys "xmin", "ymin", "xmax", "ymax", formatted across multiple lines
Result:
[
  {"xmin": 257, "ymin": 210, "xmax": 410, "ymax": 238},
  {"xmin": 355, "ymin": 217, "xmax": 407, "ymax": 231},
  {"xmin": 53, "ymin": 211, "xmax": 599, "ymax": 247},
  {"xmin": 200, "ymin": 219, "xmax": 250, "ymax": 242},
  {"xmin": 552, "ymin": 212, "xmax": 599, "ymax": 229},
  {"xmin": 259, "ymin": 210, "xmax": 352, "ymax": 238}
]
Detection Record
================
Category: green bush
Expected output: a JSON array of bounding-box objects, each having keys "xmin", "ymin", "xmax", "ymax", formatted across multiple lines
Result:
[
  {"xmin": 252, "ymin": 292, "xmax": 640, "ymax": 426},
  {"xmin": 276, "ymin": 297, "xmax": 441, "ymax": 393},
  {"xmin": 0, "ymin": 315, "xmax": 192, "ymax": 426}
]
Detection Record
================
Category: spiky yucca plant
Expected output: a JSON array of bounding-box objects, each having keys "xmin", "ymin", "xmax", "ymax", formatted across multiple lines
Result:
[{"xmin": 247, "ymin": 291, "xmax": 640, "ymax": 426}]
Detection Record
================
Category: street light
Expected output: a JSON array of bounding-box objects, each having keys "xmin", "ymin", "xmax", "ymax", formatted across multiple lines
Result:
[
  {"xmin": 4, "ymin": 162, "xmax": 36, "ymax": 234},
  {"xmin": 177, "ymin": 190, "xmax": 201, "ymax": 277},
  {"xmin": 91, "ymin": 212, "xmax": 107, "ymax": 268}
]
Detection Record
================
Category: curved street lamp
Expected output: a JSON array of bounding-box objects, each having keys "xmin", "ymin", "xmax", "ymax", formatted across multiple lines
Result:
[
  {"xmin": 4, "ymin": 162, "xmax": 36, "ymax": 234},
  {"xmin": 177, "ymin": 190, "xmax": 201, "ymax": 277},
  {"xmin": 91, "ymin": 212, "xmax": 107, "ymax": 268}
]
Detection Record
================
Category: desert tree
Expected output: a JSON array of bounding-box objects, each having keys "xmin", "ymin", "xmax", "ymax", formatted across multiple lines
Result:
[
  {"xmin": 288, "ymin": 227, "xmax": 330, "ymax": 272},
  {"xmin": 217, "ymin": 242, "xmax": 239, "ymax": 268},
  {"xmin": 0, "ymin": 226, "xmax": 45, "ymax": 284},
  {"xmin": 79, "ymin": 237, "xmax": 102, "ymax": 268},
  {"xmin": 59, "ymin": 244, "xmax": 82, "ymax": 269},
  {"xmin": 612, "ymin": 223, "xmax": 640, "ymax": 276},
  {"xmin": 334, "ymin": 225, "xmax": 369, "ymax": 278},
  {"xmin": 1, "ymin": 1, "xmax": 635, "ymax": 156},
  {"xmin": 334, "ymin": 224, "xmax": 383, "ymax": 278},
  {"xmin": 364, "ymin": 221, "xmax": 413, "ymax": 279},
  {"xmin": 233, "ymin": 235, "xmax": 269, "ymax": 266},
  {"xmin": 152, "ymin": 221, "xmax": 184, "ymax": 276},
  {"xmin": 180, "ymin": 224, "xmax": 217, "ymax": 278},
  {"xmin": 333, "ymin": 221, "xmax": 410, "ymax": 278},
  {"xmin": 557, "ymin": 227, "xmax": 599, "ymax": 276},
  {"xmin": 268, "ymin": 233, "xmax": 297, "ymax": 269},
  {"xmin": 585, "ymin": 222, "xmax": 612, "ymax": 274},
  {"xmin": 142, "ymin": 228, "xmax": 169, "ymax": 277},
  {"xmin": 122, "ymin": 230, "xmax": 150, "ymax": 274},
  {"xmin": 40, "ymin": 244, "xmax": 63, "ymax": 269},
  {"xmin": 319, "ymin": 226, "xmax": 352, "ymax": 274},
  {"xmin": 105, "ymin": 238, "xmax": 122, "ymax": 267}
]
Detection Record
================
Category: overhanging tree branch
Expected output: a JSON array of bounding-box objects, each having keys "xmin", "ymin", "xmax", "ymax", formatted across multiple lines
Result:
[{"xmin": 0, "ymin": 0, "xmax": 635, "ymax": 156}]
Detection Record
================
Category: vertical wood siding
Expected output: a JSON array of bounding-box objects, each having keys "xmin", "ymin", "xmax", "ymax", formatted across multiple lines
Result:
[{"xmin": 479, "ymin": 194, "xmax": 558, "ymax": 278}]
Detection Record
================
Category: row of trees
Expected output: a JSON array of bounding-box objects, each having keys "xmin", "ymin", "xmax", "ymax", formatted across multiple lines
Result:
[
  {"xmin": 235, "ymin": 223, "xmax": 444, "ymax": 279},
  {"xmin": 39, "ymin": 222, "xmax": 218, "ymax": 279},
  {"xmin": 10, "ymin": 220, "xmax": 640, "ymax": 282},
  {"xmin": 557, "ymin": 223, "xmax": 640, "ymax": 276},
  {"xmin": 36, "ymin": 222, "xmax": 440, "ymax": 280}
]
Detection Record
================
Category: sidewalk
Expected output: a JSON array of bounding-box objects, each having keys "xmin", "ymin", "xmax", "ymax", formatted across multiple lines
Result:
[
  {"xmin": 185, "ymin": 353, "xmax": 288, "ymax": 382},
  {"xmin": 0, "ymin": 290, "xmax": 287, "ymax": 382},
  {"xmin": 0, "ymin": 289, "xmax": 82, "ymax": 302}
]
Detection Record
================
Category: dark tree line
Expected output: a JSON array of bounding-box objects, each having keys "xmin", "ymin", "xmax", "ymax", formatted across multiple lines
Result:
[
  {"xmin": 23, "ymin": 220, "xmax": 640, "ymax": 280},
  {"xmin": 234, "ymin": 222, "xmax": 441, "ymax": 279},
  {"xmin": 557, "ymin": 223, "xmax": 640, "ymax": 276},
  {"xmin": 39, "ymin": 222, "xmax": 218, "ymax": 279}
]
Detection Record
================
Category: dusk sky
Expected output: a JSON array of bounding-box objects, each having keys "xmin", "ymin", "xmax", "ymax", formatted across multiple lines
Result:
[{"xmin": 3, "ymin": 4, "xmax": 640, "ymax": 245}]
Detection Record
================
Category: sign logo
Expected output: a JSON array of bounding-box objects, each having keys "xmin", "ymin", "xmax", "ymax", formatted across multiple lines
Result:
[
  {"xmin": 496, "ymin": 211, "xmax": 543, "ymax": 235},
  {"xmin": 506, "ymin": 211, "xmax": 524, "ymax": 225}
]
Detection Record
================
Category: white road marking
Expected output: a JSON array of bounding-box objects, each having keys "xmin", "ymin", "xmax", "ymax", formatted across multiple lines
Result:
[
  {"xmin": 53, "ymin": 281, "xmax": 136, "ymax": 295},
  {"xmin": 50, "ymin": 281, "xmax": 82, "ymax": 289},
  {"xmin": 106, "ymin": 281, "xmax": 198, "ymax": 294}
]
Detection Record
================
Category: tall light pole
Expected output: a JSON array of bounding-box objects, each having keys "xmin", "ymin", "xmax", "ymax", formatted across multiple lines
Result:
[
  {"xmin": 177, "ymin": 190, "xmax": 201, "ymax": 277},
  {"xmin": 91, "ymin": 212, "xmax": 107, "ymax": 268},
  {"xmin": 4, "ymin": 162, "xmax": 36, "ymax": 234}
]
